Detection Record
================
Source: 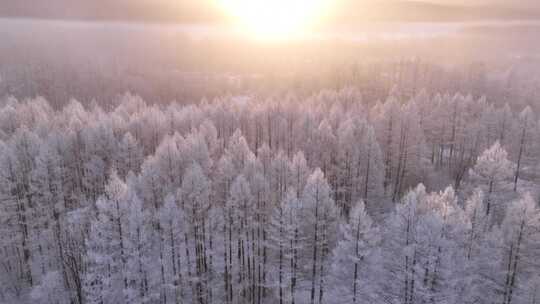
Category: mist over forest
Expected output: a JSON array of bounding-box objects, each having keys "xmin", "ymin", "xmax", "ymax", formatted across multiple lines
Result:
[{"xmin": 1, "ymin": 18, "xmax": 539, "ymax": 110}]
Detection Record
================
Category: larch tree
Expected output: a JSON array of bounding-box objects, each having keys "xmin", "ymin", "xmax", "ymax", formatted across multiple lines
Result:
[
  {"xmin": 469, "ymin": 141, "xmax": 515, "ymax": 216},
  {"xmin": 226, "ymin": 174, "xmax": 254, "ymax": 303},
  {"xmin": 0, "ymin": 128, "xmax": 41, "ymax": 288},
  {"xmin": 289, "ymin": 151, "xmax": 310, "ymax": 199},
  {"xmin": 179, "ymin": 162, "xmax": 212, "ymax": 304},
  {"xmin": 158, "ymin": 194, "xmax": 187, "ymax": 304},
  {"xmin": 314, "ymin": 120, "xmax": 336, "ymax": 179},
  {"xmin": 372, "ymin": 95, "xmax": 400, "ymax": 192},
  {"xmin": 243, "ymin": 154, "xmax": 270, "ymax": 304},
  {"xmin": 496, "ymin": 103, "xmax": 513, "ymax": 146},
  {"xmin": 464, "ymin": 188, "xmax": 490, "ymax": 260},
  {"xmin": 377, "ymin": 184, "xmax": 462, "ymax": 304},
  {"xmin": 357, "ymin": 125, "xmax": 385, "ymax": 210},
  {"xmin": 84, "ymin": 171, "xmax": 131, "ymax": 304},
  {"xmin": 117, "ymin": 132, "xmax": 143, "ymax": 178},
  {"xmin": 30, "ymin": 139, "xmax": 70, "ymax": 295},
  {"xmin": 123, "ymin": 184, "xmax": 153, "ymax": 304},
  {"xmin": 267, "ymin": 188, "xmax": 305, "ymax": 304},
  {"xmin": 267, "ymin": 190, "xmax": 290, "ymax": 304},
  {"xmin": 376, "ymin": 185, "xmax": 423, "ymax": 304},
  {"xmin": 512, "ymin": 106, "xmax": 536, "ymax": 191},
  {"xmin": 225, "ymin": 129, "xmax": 254, "ymax": 174},
  {"xmin": 499, "ymin": 193, "xmax": 540, "ymax": 304},
  {"xmin": 391, "ymin": 102, "xmax": 426, "ymax": 202},
  {"xmin": 336, "ymin": 118, "xmax": 359, "ymax": 215},
  {"xmin": 182, "ymin": 132, "xmax": 213, "ymax": 176},
  {"xmin": 329, "ymin": 201, "xmax": 379, "ymax": 304},
  {"xmin": 282, "ymin": 189, "xmax": 304, "ymax": 304},
  {"xmin": 301, "ymin": 169, "xmax": 337, "ymax": 304}
]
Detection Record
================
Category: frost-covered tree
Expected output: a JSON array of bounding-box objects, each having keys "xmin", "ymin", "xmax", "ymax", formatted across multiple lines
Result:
[
  {"xmin": 225, "ymin": 129, "xmax": 254, "ymax": 174},
  {"xmin": 117, "ymin": 132, "xmax": 143, "ymax": 178},
  {"xmin": 376, "ymin": 185, "xmax": 466, "ymax": 304},
  {"xmin": 84, "ymin": 171, "xmax": 133, "ymax": 304},
  {"xmin": 376, "ymin": 186, "xmax": 424, "ymax": 304},
  {"xmin": 30, "ymin": 139, "xmax": 72, "ymax": 296},
  {"xmin": 225, "ymin": 174, "xmax": 254, "ymax": 303},
  {"xmin": 179, "ymin": 162, "xmax": 212, "ymax": 304},
  {"xmin": 335, "ymin": 119, "xmax": 358, "ymax": 214},
  {"xmin": 373, "ymin": 97, "xmax": 426, "ymax": 200},
  {"xmin": 498, "ymin": 193, "xmax": 540, "ymax": 304},
  {"xmin": 469, "ymin": 141, "xmax": 515, "ymax": 215},
  {"xmin": 512, "ymin": 106, "xmax": 536, "ymax": 191},
  {"xmin": 329, "ymin": 201, "xmax": 378, "ymax": 303},
  {"xmin": 158, "ymin": 194, "xmax": 187, "ymax": 304},
  {"xmin": 289, "ymin": 151, "xmax": 310, "ymax": 199},
  {"xmin": 301, "ymin": 169, "xmax": 337, "ymax": 304},
  {"xmin": 358, "ymin": 125, "xmax": 385, "ymax": 208},
  {"xmin": 0, "ymin": 128, "xmax": 41, "ymax": 288},
  {"xmin": 123, "ymin": 186, "xmax": 153, "ymax": 303},
  {"xmin": 464, "ymin": 189, "xmax": 489, "ymax": 260}
]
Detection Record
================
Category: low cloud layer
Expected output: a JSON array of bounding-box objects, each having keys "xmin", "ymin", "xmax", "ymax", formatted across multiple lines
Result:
[{"xmin": 0, "ymin": 0, "xmax": 539, "ymax": 24}]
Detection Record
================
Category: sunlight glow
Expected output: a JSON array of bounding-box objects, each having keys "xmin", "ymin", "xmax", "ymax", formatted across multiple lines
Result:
[{"xmin": 218, "ymin": 0, "xmax": 329, "ymax": 39}]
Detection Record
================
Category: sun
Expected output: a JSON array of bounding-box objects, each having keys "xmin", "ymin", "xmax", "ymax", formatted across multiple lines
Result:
[{"xmin": 218, "ymin": 0, "xmax": 329, "ymax": 39}]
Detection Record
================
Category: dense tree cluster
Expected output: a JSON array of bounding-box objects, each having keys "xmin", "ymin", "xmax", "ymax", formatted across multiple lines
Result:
[{"xmin": 0, "ymin": 88, "xmax": 539, "ymax": 304}]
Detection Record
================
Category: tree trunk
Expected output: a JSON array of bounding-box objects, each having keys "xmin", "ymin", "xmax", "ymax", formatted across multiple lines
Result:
[
  {"xmin": 310, "ymin": 194, "xmax": 320, "ymax": 304},
  {"xmin": 486, "ymin": 179, "xmax": 494, "ymax": 216},
  {"xmin": 513, "ymin": 127, "xmax": 526, "ymax": 192}
]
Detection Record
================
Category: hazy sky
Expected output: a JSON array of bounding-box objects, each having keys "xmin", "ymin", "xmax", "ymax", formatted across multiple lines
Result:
[{"xmin": 1, "ymin": 0, "xmax": 539, "ymax": 24}]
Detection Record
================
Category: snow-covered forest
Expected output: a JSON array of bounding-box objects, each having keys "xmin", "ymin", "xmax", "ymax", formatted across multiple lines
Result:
[{"xmin": 0, "ymin": 88, "xmax": 539, "ymax": 304}]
